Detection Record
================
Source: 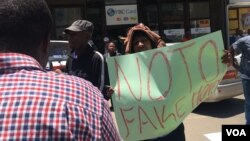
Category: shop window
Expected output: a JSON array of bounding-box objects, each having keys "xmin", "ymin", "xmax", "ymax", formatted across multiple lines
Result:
[
  {"xmin": 228, "ymin": 9, "xmax": 239, "ymax": 35},
  {"xmin": 141, "ymin": 5, "xmax": 158, "ymax": 32},
  {"xmin": 86, "ymin": 7, "xmax": 101, "ymax": 24},
  {"xmin": 86, "ymin": 7, "xmax": 102, "ymax": 37},
  {"xmin": 190, "ymin": 2, "xmax": 209, "ymax": 19},
  {"xmin": 55, "ymin": 28, "xmax": 66, "ymax": 40},
  {"xmin": 53, "ymin": 7, "xmax": 83, "ymax": 39},
  {"xmin": 228, "ymin": 8, "xmax": 239, "ymax": 45},
  {"xmin": 189, "ymin": 2, "xmax": 210, "ymax": 38},
  {"xmin": 161, "ymin": 3, "xmax": 184, "ymax": 42},
  {"xmin": 105, "ymin": 0, "xmax": 136, "ymax": 5},
  {"xmin": 161, "ymin": 3, "xmax": 184, "ymax": 29},
  {"xmin": 238, "ymin": 7, "xmax": 250, "ymax": 32},
  {"xmin": 86, "ymin": 7, "xmax": 104, "ymax": 53},
  {"xmin": 228, "ymin": 7, "xmax": 250, "ymax": 45}
]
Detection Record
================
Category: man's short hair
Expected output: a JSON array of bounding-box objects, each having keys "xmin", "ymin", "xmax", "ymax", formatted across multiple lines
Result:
[{"xmin": 0, "ymin": 0, "xmax": 52, "ymax": 52}]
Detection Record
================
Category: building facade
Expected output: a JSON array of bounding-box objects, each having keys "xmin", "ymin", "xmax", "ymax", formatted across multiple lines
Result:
[{"xmin": 46, "ymin": 0, "xmax": 229, "ymax": 49}]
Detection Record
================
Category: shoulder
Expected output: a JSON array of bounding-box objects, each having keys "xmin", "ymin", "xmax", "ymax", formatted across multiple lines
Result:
[
  {"xmin": 94, "ymin": 50, "xmax": 104, "ymax": 57},
  {"xmin": 233, "ymin": 36, "xmax": 249, "ymax": 45},
  {"xmin": 93, "ymin": 50, "xmax": 105, "ymax": 62},
  {"xmin": 238, "ymin": 36, "xmax": 250, "ymax": 41},
  {"xmin": 103, "ymin": 53, "xmax": 108, "ymax": 57},
  {"xmin": 46, "ymin": 72, "xmax": 105, "ymax": 114},
  {"xmin": 117, "ymin": 52, "xmax": 122, "ymax": 56}
]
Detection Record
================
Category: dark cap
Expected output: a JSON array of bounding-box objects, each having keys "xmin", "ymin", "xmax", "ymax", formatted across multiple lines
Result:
[{"xmin": 65, "ymin": 20, "xmax": 94, "ymax": 33}]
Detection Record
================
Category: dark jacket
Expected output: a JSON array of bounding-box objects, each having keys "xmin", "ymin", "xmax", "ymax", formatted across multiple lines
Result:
[{"xmin": 65, "ymin": 44, "xmax": 110, "ymax": 99}]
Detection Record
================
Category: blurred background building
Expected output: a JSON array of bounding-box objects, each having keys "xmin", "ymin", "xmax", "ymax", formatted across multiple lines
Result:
[{"xmin": 45, "ymin": 0, "xmax": 247, "ymax": 47}]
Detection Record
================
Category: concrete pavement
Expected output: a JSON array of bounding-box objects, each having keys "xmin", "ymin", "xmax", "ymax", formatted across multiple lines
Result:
[{"xmin": 109, "ymin": 95, "xmax": 245, "ymax": 141}]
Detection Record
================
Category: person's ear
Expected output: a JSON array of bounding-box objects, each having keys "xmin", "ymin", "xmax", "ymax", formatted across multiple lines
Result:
[
  {"xmin": 36, "ymin": 34, "xmax": 50, "ymax": 68},
  {"xmin": 87, "ymin": 32, "xmax": 92, "ymax": 41},
  {"xmin": 41, "ymin": 34, "xmax": 50, "ymax": 54}
]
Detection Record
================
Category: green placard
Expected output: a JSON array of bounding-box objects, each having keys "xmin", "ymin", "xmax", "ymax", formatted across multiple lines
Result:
[{"xmin": 107, "ymin": 31, "xmax": 227, "ymax": 141}]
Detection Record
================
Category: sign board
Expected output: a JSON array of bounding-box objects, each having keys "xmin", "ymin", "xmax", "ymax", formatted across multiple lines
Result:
[
  {"xmin": 164, "ymin": 29, "xmax": 184, "ymax": 36},
  {"xmin": 197, "ymin": 19, "xmax": 210, "ymax": 28},
  {"xmin": 107, "ymin": 31, "xmax": 227, "ymax": 141},
  {"xmin": 105, "ymin": 5, "xmax": 138, "ymax": 25},
  {"xmin": 191, "ymin": 27, "xmax": 211, "ymax": 34}
]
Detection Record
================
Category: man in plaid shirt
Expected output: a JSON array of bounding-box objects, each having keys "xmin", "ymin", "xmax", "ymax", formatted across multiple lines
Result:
[{"xmin": 0, "ymin": 0, "xmax": 121, "ymax": 140}]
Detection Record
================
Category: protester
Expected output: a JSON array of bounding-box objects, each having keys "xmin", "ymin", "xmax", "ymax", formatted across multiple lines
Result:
[
  {"xmin": 122, "ymin": 23, "xmax": 186, "ymax": 141},
  {"xmin": 234, "ymin": 28, "xmax": 244, "ymax": 41},
  {"xmin": 247, "ymin": 29, "xmax": 250, "ymax": 36},
  {"xmin": 0, "ymin": 0, "xmax": 121, "ymax": 140},
  {"xmin": 104, "ymin": 41, "xmax": 121, "ymax": 60},
  {"xmin": 103, "ymin": 41, "xmax": 121, "ymax": 110},
  {"xmin": 227, "ymin": 36, "xmax": 250, "ymax": 125},
  {"xmin": 120, "ymin": 23, "xmax": 232, "ymax": 141},
  {"xmin": 64, "ymin": 19, "xmax": 111, "ymax": 100}
]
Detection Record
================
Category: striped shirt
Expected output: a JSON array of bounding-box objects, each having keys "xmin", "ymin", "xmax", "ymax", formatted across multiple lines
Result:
[{"xmin": 0, "ymin": 53, "xmax": 121, "ymax": 141}]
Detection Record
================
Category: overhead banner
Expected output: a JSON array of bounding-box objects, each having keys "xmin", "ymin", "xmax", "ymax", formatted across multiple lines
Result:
[
  {"xmin": 105, "ymin": 5, "xmax": 138, "ymax": 25},
  {"xmin": 107, "ymin": 31, "xmax": 227, "ymax": 141}
]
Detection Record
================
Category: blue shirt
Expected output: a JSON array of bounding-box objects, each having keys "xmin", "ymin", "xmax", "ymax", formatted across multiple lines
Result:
[{"xmin": 232, "ymin": 35, "xmax": 250, "ymax": 79}]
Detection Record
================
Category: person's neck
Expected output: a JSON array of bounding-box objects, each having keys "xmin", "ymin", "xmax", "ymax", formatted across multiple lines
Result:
[
  {"xmin": 75, "ymin": 45, "xmax": 88, "ymax": 56},
  {"xmin": 109, "ymin": 52, "xmax": 116, "ymax": 56}
]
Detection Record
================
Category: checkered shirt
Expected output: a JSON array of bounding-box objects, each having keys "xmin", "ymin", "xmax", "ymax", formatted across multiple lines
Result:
[{"xmin": 0, "ymin": 53, "xmax": 121, "ymax": 141}]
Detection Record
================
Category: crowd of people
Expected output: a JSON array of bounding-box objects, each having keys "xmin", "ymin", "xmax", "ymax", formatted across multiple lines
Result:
[{"xmin": 0, "ymin": 0, "xmax": 243, "ymax": 140}]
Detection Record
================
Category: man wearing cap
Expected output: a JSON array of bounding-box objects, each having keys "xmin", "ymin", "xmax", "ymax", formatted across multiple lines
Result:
[{"xmin": 64, "ymin": 20, "xmax": 110, "ymax": 100}]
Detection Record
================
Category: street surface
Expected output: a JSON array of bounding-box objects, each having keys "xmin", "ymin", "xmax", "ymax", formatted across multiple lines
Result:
[
  {"xmin": 184, "ymin": 94, "xmax": 245, "ymax": 141},
  {"xmin": 111, "ymin": 95, "xmax": 245, "ymax": 141}
]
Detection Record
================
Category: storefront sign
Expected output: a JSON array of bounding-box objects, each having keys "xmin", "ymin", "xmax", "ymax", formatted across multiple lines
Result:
[
  {"xmin": 164, "ymin": 29, "xmax": 184, "ymax": 36},
  {"xmin": 197, "ymin": 19, "xmax": 210, "ymax": 28},
  {"xmin": 191, "ymin": 27, "xmax": 211, "ymax": 34},
  {"xmin": 105, "ymin": 5, "xmax": 138, "ymax": 25}
]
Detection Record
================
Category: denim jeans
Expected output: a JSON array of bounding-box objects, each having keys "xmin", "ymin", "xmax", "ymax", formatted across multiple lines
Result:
[{"xmin": 242, "ymin": 78, "xmax": 250, "ymax": 125}]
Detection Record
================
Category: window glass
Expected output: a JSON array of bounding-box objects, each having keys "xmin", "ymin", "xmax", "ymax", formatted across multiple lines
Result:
[
  {"xmin": 54, "ymin": 8, "xmax": 82, "ymax": 26},
  {"xmin": 141, "ymin": 5, "xmax": 158, "ymax": 31},
  {"xmin": 86, "ymin": 7, "xmax": 101, "ymax": 24},
  {"xmin": 228, "ymin": 7, "xmax": 250, "ymax": 44},
  {"xmin": 86, "ymin": 7, "xmax": 103, "ymax": 49},
  {"xmin": 229, "ymin": 9, "xmax": 237, "ymax": 19},
  {"xmin": 190, "ymin": 2, "xmax": 209, "ymax": 19},
  {"xmin": 227, "ymin": 7, "xmax": 250, "ymax": 45},
  {"xmin": 161, "ymin": 3, "xmax": 184, "ymax": 29},
  {"xmin": 53, "ymin": 7, "xmax": 83, "ymax": 39},
  {"xmin": 161, "ymin": 3, "xmax": 184, "ymax": 42},
  {"xmin": 189, "ymin": 2, "xmax": 210, "ymax": 38},
  {"xmin": 161, "ymin": 3, "xmax": 184, "ymax": 21},
  {"xmin": 55, "ymin": 28, "xmax": 66, "ymax": 39},
  {"xmin": 239, "ymin": 7, "xmax": 250, "ymax": 30}
]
